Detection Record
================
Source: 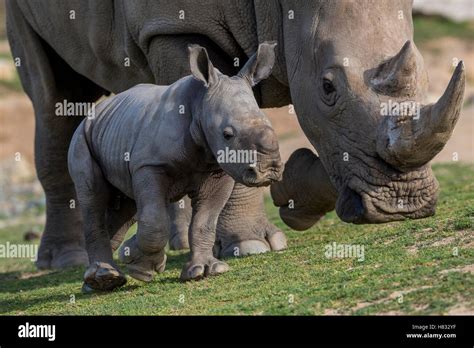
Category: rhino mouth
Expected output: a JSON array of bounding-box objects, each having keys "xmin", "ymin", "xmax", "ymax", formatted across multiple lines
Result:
[
  {"xmin": 240, "ymin": 154, "xmax": 283, "ymax": 187},
  {"xmin": 334, "ymin": 163, "xmax": 439, "ymax": 224},
  {"xmin": 335, "ymin": 186, "xmax": 366, "ymax": 223}
]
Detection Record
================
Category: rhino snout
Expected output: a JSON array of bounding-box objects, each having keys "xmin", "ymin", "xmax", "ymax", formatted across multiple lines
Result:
[
  {"xmin": 255, "ymin": 126, "xmax": 279, "ymax": 153},
  {"xmin": 333, "ymin": 166, "xmax": 440, "ymax": 224},
  {"xmin": 242, "ymin": 157, "xmax": 283, "ymax": 187}
]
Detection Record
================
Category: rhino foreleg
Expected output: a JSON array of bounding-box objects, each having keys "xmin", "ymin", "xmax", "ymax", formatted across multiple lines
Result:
[
  {"xmin": 215, "ymin": 183, "xmax": 288, "ymax": 258},
  {"xmin": 167, "ymin": 185, "xmax": 288, "ymax": 258},
  {"xmin": 69, "ymin": 127, "xmax": 127, "ymax": 292},
  {"xmin": 180, "ymin": 173, "xmax": 234, "ymax": 281}
]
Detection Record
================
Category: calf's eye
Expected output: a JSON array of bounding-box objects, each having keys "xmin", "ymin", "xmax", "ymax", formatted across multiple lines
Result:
[{"xmin": 223, "ymin": 127, "xmax": 234, "ymax": 140}]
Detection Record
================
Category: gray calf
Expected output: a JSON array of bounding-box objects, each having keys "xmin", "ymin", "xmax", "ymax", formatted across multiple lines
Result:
[{"xmin": 68, "ymin": 42, "xmax": 282, "ymax": 292}]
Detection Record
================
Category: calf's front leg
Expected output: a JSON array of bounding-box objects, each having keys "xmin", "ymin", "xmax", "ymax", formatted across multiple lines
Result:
[{"xmin": 180, "ymin": 173, "xmax": 234, "ymax": 281}]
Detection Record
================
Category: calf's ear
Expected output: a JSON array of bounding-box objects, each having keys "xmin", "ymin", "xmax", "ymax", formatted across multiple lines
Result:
[
  {"xmin": 238, "ymin": 41, "xmax": 277, "ymax": 87},
  {"xmin": 188, "ymin": 44, "xmax": 218, "ymax": 87}
]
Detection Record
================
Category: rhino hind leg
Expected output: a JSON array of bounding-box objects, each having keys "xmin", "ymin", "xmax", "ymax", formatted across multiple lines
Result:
[
  {"xmin": 7, "ymin": 1, "xmax": 107, "ymax": 270},
  {"xmin": 119, "ymin": 234, "xmax": 167, "ymax": 282},
  {"xmin": 69, "ymin": 130, "xmax": 127, "ymax": 292},
  {"xmin": 105, "ymin": 195, "xmax": 137, "ymax": 252},
  {"xmin": 168, "ymin": 196, "xmax": 191, "ymax": 250},
  {"xmin": 118, "ymin": 168, "xmax": 170, "ymax": 282},
  {"xmin": 215, "ymin": 183, "xmax": 287, "ymax": 258}
]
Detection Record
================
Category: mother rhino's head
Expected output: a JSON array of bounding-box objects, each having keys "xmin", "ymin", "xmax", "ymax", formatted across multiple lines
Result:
[{"xmin": 282, "ymin": 0, "xmax": 465, "ymax": 223}]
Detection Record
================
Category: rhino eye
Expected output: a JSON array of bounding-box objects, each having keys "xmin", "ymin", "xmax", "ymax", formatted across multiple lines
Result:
[
  {"xmin": 321, "ymin": 76, "xmax": 337, "ymax": 106},
  {"xmin": 323, "ymin": 79, "xmax": 335, "ymax": 95},
  {"xmin": 223, "ymin": 127, "xmax": 234, "ymax": 140}
]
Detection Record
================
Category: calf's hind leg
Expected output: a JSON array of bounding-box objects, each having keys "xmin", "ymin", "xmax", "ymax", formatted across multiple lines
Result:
[
  {"xmin": 69, "ymin": 132, "xmax": 126, "ymax": 292},
  {"xmin": 119, "ymin": 168, "xmax": 169, "ymax": 282},
  {"xmin": 105, "ymin": 195, "xmax": 137, "ymax": 252}
]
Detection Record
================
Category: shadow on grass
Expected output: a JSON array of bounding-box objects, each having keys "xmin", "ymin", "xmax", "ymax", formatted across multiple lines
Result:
[
  {"xmin": 0, "ymin": 267, "xmax": 83, "ymax": 294},
  {"xmin": 159, "ymin": 250, "xmax": 189, "ymax": 271},
  {"xmin": 0, "ymin": 252, "xmax": 190, "ymax": 295},
  {"xmin": 0, "ymin": 281, "xmax": 143, "ymax": 314},
  {"xmin": 0, "ymin": 292, "xmax": 77, "ymax": 314}
]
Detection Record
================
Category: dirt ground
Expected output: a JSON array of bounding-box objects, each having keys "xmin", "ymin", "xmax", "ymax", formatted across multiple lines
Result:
[{"xmin": 0, "ymin": 37, "xmax": 473, "ymax": 174}]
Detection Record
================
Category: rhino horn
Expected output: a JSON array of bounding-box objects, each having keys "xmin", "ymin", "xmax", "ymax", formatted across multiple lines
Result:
[
  {"xmin": 377, "ymin": 61, "xmax": 466, "ymax": 170},
  {"xmin": 371, "ymin": 41, "xmax": 418, "ymax": 96}
]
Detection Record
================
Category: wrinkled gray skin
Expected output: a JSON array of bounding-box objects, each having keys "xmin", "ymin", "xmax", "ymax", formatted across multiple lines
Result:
[
  {"xmin": 69, "ymin": 43, "xmax": 283, "ymax": 291},
  {"xmin": 271, "ymin": 0, "xmax": 465, "ymax": 229},
  {"xmin": 7, "ymin": 0, "xmax": 465, "ymax": 269}
]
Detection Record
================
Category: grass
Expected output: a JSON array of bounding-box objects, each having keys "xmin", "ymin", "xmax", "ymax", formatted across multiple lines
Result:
[
  {"xmin": 413, "ymin": 15, "xmax": 474, "ymax": 44},
  {"xmin": 0, "ymin": 163, "xmax": 473, "ymax": 315}
]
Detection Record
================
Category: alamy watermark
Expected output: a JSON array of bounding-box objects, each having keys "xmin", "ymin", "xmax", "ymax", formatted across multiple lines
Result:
[
  {"xmin": 0, "ymin": 242, "xmax": 38, "ymax": 261},
  {"xmin": 216, "ymin": 147, "xmax": 257, "ymax": 166},
  {"xmin": 18, "ymin": 322, "xmax": 55, "ymax": 341},
  {"xmin": 325, "ymin": 242, "xmax": 365, "ymax": 262},
  {"xmin": 55, "ymin": 99, "xmax": 96, "ymax": 119},
  {"xmin": 380, "ymin": 100, "xmax": 420, "ymax": 120}
]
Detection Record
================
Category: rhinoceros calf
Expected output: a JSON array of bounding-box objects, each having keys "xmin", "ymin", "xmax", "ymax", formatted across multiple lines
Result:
[{"xmin": 68, "ymin": 42, "xmax": 282, "ymax": 292}]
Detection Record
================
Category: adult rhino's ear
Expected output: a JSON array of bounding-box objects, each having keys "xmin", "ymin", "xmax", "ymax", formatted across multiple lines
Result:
[
  {"xmin": 188, "ymin": 44, "xmax": 218, "ymax": 87},
  {"xmin": 238, "ymin": 41, "xmax": 277, "ymax": 87}
]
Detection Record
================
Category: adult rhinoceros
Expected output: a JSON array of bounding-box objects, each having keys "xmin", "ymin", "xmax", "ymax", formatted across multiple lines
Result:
[{"xmin": 6, "ymin": 0, "xmax": 465, "ymax": 269}]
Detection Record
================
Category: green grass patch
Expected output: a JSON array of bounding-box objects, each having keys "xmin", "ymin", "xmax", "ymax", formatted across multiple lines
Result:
[
  {"xmin": 0, "ymin": 76, "xmax": 23, "ymax": 93},
  {"xmin": 0, "ymin": 163, "xmax": 473, "ymax": 315},
  {"xmin": 413, "ymin": 15, "xmax": 474, "ymax": 44}
]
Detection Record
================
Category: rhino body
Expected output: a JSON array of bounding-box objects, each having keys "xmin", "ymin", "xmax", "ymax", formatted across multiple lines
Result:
[{"xmin": 6, "ymin": 0, "xmax": 465, "ymax": 270}]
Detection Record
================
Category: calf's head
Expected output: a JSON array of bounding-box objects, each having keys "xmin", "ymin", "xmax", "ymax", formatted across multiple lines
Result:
[
  {"xmin": 189, "ymin": 42, "xmax": 282, "ymax": 187},
  {"xmin": 282, "ymin": 0, "xmax": 465, "ymax": 223}
]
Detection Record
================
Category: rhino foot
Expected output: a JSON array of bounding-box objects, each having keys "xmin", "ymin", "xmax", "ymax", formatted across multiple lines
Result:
[
  {"xmin": 83, "ymin": 261, "xmax": 127, "ymax": 292},
  {"xmin": 215, "ymin": 184, "xmax": 288, "ymax": 258},
  {"xmin": 180, "ymin": 256, "xmax": 229, "ymax": 281},
  {"xmin": 220, "ymin": 240, "xmax": 269, "ymax": 257},
  {"xmin": 219, "ymin": 230, "xmax": 287, "ymax": 258},
  {"xmin": 36, "ymin": 242, "xmax": 89, "ymax": 270},
  {"xmin": 119, "ymin": 235, "xmax": 167, "ymax": 282}
]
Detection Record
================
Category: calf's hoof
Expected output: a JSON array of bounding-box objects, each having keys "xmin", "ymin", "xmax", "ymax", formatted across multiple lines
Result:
[
  {"xmin": 125, "ymin": 254, "xmax": 167, "ymax": 282},
  {"xmin": 36, "ymin": 244, "xmax": 89, "ymax": 270},
  {"xmin": 83, "ymin": 261, "xmax": 127, "ymax": 292},
  {"xmin": 180, "ymin": 256, "xmax": 229, "ymax": 281},
  {"xmin": 119, "ymin": 236, "xmax": 167, "ymax": 282}
]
